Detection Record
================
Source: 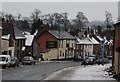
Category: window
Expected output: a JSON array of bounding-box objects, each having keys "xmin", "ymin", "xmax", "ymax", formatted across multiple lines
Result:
[
  {"xmin": 60, "ymin": 51, "xmax": 62, "ymax": 56},
  {"xmin": 62, "ymin": 40, "xmax": 63, "ymax": 47},
  {"xmin": 20, "ymin": 40, "xmax": 22, "ymax": 46},
  {"xmin": 17, "ymin": 40, "xmax": 19, "ymax": 47},
  {"xmin": 66, "ymin": 44, "xmax": 69, "ymax": 47},
  {"xmin": 63, "ymin": 53, "xmax": 64, "ymax": 56},
  {"xmin": 46, "ymin": 41, "xmax": 57, "ymax": 48},
  {"xmin": 72, "ymin": 43, "xmax": 73, "ymax": 47}
]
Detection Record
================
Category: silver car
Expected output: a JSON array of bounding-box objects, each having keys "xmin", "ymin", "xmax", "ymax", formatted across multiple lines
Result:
[{"xmin": 22, "ymin": 56, "xmax": 36, "ymax": 65}]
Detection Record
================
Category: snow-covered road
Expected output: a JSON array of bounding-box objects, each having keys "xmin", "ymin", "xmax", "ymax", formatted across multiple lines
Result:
[{"xmin": 45, "ymin": 63, "xmax": 117, "ymax": 80}]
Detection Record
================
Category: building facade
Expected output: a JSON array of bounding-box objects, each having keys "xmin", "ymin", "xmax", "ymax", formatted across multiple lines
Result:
[
  {"xmin": 14, "ymin": 27, "xmax": 26, "ymax": 61},
  {"xmin": 76, "ymin": 37, "xmax": 93, "ymax": 59},
  {"xmin": 113, "ymin": 22, "xmax": 120, "ymax": 79},
  {"xmin": 36, "ymin": 30, "xmax": 76, "ymax": 60}
]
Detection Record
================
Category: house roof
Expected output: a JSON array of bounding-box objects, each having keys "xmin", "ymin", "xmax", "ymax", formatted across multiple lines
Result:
[
  {"xmin": 96, "ymin": 36, "xmax": 104, "ymax": 41},
  {"xmin": 88, "ymin": 36, "xmax": 99, "ymax": 45},
  {"xmin": 14, "ymin": 27, "xmax": 26, "ymax": 39},
  {"xmin": 49, "ymin": 30, "xmax": 76, "ymax": 39},
  {"xmin": 25, "ymin": 35, "xmax": 34, "ymax": 46},
  {"xmin": 2, "ymin": 34, "xmax": 10, "ymax": 40},
  {"xmin": 0, "ymin": 26, "xmax": 2, "ymax": 29},
  {"xmin": 76, "ymin": 37, "xmax": 93, "ymax": 45},
  {"xmin": 114, "ymin": 21, "xmax": 120, "ymax": 26}
]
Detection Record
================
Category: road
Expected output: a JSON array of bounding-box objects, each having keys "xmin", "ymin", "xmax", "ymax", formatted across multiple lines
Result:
[
  {"xmin": 45, "ymin": 63, "xmax": 117, "ymax": 80},
  {"xmin": 2, "ymin": 61, "xmax": 81, "ymax": 80}
]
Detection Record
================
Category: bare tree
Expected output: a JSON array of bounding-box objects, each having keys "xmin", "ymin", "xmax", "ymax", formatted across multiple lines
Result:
[
  {"xmin": 62, "ymin": 12, "xmax": 68, "ymax": 30},
  {"xmin": 31, "ymin": 9, "xmax": 41, "ymax": 21},
  {"xmin": 73, "ymin": 12, "xmax": 89, "ymax": 31},
  {"xmin": 105, "ymin": 11, "xmax": 113, "ymax": 29},
  {"xmin": 17, "ymin": 13, "xmax": 22, "ymax": 21}
]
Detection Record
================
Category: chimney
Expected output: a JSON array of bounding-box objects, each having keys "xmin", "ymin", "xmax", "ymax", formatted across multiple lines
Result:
[
  {"xmin": 84, "ymin": 30, "xmax": 87, "ymax": 37},
  {"xmin": 42, "ymin": 24, "xmax": 49, "ymax": 31}
]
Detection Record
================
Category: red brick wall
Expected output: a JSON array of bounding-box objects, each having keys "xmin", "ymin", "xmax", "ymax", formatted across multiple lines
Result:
[
  {"xmin": 114, "ymin": 24, "xmax": 120, "ymax": 78},
  {"xmin": 93, "ymin": 44, "xmax": 100, "ymax": 55},
  {"xmin": 37, "ymin": 32, "xmax": 57, "ymax": 51}
]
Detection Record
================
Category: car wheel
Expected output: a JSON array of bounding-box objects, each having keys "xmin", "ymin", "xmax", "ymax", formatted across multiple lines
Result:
[
  {"xmin": 2, "ymin": 65, "xmax": 6, "ymax": 69},
  {"xmin": 17, "ymin": 64, "xmax": 19, "ymax": 67},
  {"xmin": 13, "ymin": 65, "xmax": 16, "ymax": 68},
  {"xmin": 34, "ymin": 62, "xmax": 35, "ymax": 65},
  {"xmin": 8, "ymin": 65, "xmax": 10, "ymax": 68}
]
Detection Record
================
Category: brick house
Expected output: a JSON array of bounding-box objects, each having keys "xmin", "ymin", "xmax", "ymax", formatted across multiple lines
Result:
[
  {"xmin": 1, "ymin": 18, "xmax": 15, "ymax": 56},
  {"xmin": 14, "ymin": 27, "xmax": 26, "ymax": 61},
  {"xmin": 76, "ymin": 36, "xmax": 93, "ymax": 59},
  {"xmin": 1, "ymin": 34, "xmax": 10, "ymax": 55},
  {"xmin": 113, "ymin": 22, "xmax": 120, "ymax": 79},
  {"xmin": 88, "ymin": 35, "xmax": 100, "ymax": 56},
  {"xmin": 35, "ymin": 29, "xmax": 76, "ymax": 60}
]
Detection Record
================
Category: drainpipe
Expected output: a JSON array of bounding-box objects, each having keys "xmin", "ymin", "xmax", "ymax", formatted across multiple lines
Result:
[{"xmin": 112, "ymin": 29, "xmax": 115, "ymax": 71}]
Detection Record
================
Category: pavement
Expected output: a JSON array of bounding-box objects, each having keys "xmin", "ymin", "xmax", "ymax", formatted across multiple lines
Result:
[{"xmin": 45, "ymin": 63, "xmax": 117, "ymax": 80}]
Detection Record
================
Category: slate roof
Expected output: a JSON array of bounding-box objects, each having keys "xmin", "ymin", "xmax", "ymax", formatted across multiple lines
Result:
[
  {"xmin": 14, "ymin": 27, "xmax": 26, "ymax": 39},
  {"xmin": 88, "ymin": 35, "xmax": 99, "ymax": 45},
  {"xmin": 114, "ymin": 21, "xmax": 120, "ymax": 26},
  {"xmin": 76, "ymin": 37, "xmax": 93, "ymax": 45},
  {"xmin": 49, "ymin": 30, "xmax": 76, "ymax": 39}
]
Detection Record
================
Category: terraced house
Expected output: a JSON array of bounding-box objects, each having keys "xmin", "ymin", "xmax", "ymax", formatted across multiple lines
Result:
[{"xmin": 35, "ymin": 29, "xmax": 76, "ymax": 61}]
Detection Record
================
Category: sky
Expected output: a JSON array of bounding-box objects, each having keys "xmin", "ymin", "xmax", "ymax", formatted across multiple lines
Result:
[{"xmin": 1, "ymin": 0, "xmax": 119, "ymax": 22}]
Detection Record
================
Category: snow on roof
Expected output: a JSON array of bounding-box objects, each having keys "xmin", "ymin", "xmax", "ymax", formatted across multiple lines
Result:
[
  {"xmin": 76, "ymin": 37, "xmax": 93, "ymax": 45},
  {"xmin": 96, "ymin": 36, "xmax": 104, "ymax": 41},
  {"xmin": 21, "ymin": 47, "xmax": 25, "ymax": 51},
  {"xmin": 0, "ymin": 26, "xmax": 2, "ymax": 29},
  {"xmin": 2, "ymin": 34, "xmax": 10, "ymax": 40},
  {"xmin": 22, "ymin": 31, "xmax": 31, "ymax": 35},
  {"xmin": 25, "ymin": 35, "xmax": 34, "ymax": 46},
  {"xmin": 34, "ymin": 30, "xmax": 38, "ymax": 36},
  {"xmin": 88, "ymin": 36, "xmax": 99, "ymax": 44}
]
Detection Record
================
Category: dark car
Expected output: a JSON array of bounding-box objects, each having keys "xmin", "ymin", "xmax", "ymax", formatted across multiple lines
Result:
[
  {"xmin": 96, "ymin": 58, "xmax": 109, "ymax": 65},
  {"xmin": 106, "ymin": 56, "xmax": 112, "ymax": 60},
  {"xmin": 10, "ymin": 57, "xmax": 20, "ymax": 67},
  {"xmin": 22, "ymin": 56, "xmax": 36, "ymax": 65},
  {"xmin": 73, "ymin": 56, "xmax": 83, "ymax": 62},
  {"xmin": 81, "ymin": 59, "xmax": 90, "ymax": 65}
]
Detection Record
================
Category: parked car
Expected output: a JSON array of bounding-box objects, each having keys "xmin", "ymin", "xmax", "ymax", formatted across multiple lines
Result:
[
  {"xmin": 96, "ymin": 58, "xmax": 109, "ymax": 65},
  {"xmin": 73, "ymin": 55, "xmax": 83, "ymax": 62},
  {"xmin": 103, "ymin": 58, "xmax": 109, "ymax": 63},
  {"xmin": 0, "ymin": 55, "xmax": 11, "ymax": 69},
  {"xmin": 10, "ymin": 57, "xmax": 20, "ymax": 67},
  {"xmin": 22, "ymin": 56, "xmax": 36, "ymax": 65},
  {"xmin": 106, "ymin": 56, "xmax": 112, "ymax": 60}
]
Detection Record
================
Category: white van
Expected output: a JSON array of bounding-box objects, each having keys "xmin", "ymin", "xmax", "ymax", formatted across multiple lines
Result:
[{"xmin": 0, "ymin": 55, "xmax": 11, "ymax": 69}]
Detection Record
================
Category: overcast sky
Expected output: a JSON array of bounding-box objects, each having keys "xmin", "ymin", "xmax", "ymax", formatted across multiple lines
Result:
[{"xmin": 1, "ymin": 2, "xmax": 118, "ymax": 22}]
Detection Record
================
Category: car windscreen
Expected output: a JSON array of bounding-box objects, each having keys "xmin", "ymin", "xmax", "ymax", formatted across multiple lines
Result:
[
  {"xmin": 24, "ymin": 57, "xmax": 30, "ymax": 61},
  {"xmin": 0, "ymin": 57, "xmax": 6, "ymax": 61},
  {"xmin": 11, "ymin": 58, "xmax": 15, "ymax": 61}
]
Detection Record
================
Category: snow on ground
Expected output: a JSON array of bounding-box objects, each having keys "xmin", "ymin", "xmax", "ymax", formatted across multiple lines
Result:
[{"xmin": 45, "ymin": 63, "xmax": 116, "ymax": 80}]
